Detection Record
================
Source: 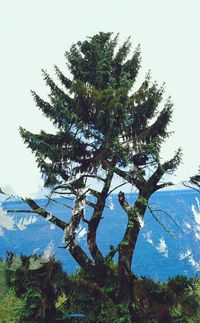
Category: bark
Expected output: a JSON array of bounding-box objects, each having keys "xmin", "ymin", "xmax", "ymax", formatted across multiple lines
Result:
[
  {"xmin": 63, "ymin": 192, "xmax": 93, "ymax": 271},
  {"xmin": 116, "ymin": 161, "xmax": 173, "ymax": 306},
  {"xmin": 117, "ymin": 191, "xmax": 149, "ymax": 306},
  {"xmin": 86, "ymin": 170, "xmax": 114, "ymax": 285},
  {"xmin": 24, "ymin": 198, "xmax": 67, "ymax": 229},
  {"xmin": 25, "ymin": 197, "xmax": 93, "ymax": 272},
  {"xmin": 87, "ymin": 170, "xmax": 114, "ymax": 263}
]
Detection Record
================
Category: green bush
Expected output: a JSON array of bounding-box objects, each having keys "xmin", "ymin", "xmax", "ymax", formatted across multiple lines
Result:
[
  {"xmin": 5, "ymin": 253, "xmax": 68, "ymax": 323},
  {"xmin": 0, "ymin": 261, "xmax": 24, "ymax": 323},
  {"xmin": 2, "ymin": 255, "xmax": 200, "ymax": 322},
  {"xmin": 0, "ymin": 289, "xmax": 24, "ymax": 323}
]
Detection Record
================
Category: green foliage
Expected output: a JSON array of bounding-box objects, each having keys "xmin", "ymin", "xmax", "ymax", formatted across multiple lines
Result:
[
  {"xmin": 0, "ymin": 261, "xmax": 24, "ymax": 322},
  {"xmin": 59, "ymin": 272, "xmax": 200, "ymax": 322},
  {"xmin": 0, "ymin": 289, "xmax": 24, "ymax": 323},
  {"xmin": 134, "ymin": 276, "xmax": 200, "ymax": 322},
  {"xmin": 0, "ymin": 261, "xmax": 9, "ymax": 298},
  {"xmin": 15, "ymin": 31, "xmax": 184, "ymax": 314},
  {"xmin": 137, "ymin": 196, "xmax": 148, "ymax": 206},
  {"xmin": 167, "ymin": 276, "xmax": 200, "ymax": 321},
  {"xmin": 1, "ymin": 258, "xmax": 200, "ymax": 322},
  {"xmin": 134, "ymin": 277, "xmax": 173, "ymax": 322},
  {"xmin": 5, "ymin": 254, "xmax": 68, "ymax": 322},
  {"xmin": 19, "ymin": 32, "xmax": 179, "ymax": 188}
]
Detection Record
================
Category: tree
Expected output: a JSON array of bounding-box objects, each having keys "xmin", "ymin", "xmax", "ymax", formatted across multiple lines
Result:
[
  {"xmin": 4, "ymin": 32, "xmax": 181, "ymax": 313},
  {"xmin": 184, "ymin": 168, "xmax": 200, "ymax": 192}
]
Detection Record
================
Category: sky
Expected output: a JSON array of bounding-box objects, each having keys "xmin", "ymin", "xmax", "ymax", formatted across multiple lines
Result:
[{"xmin": 0, "ymin": 0, "xmax": 199, "ymax": 197}]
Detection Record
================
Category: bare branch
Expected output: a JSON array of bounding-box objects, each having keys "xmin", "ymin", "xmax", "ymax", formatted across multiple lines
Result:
[
  {"xmin": 82, "ymin": 218, "xmax": 90, "ymax": 224},
  {"xmin": 6, "ymin": 210, "xmax": 36, "ymax": 214},
  {"xmin": 108, "ymin": 182, "xmax": 127, "ymax": 196},
  {"xmin": 148, "ymin": 204, "xmax": 182, "ymax": 233},
  {"xmin": 89, "ymin": 189, "xmax": 100, "ymax": 198},
  {"xmin": 44, "ymin": 195, "xmax": 73, "ymax": 210},
  {"xmin": 183, "ymin": 182, "xmax": 200, "ymax": 193},
  {"xmin": 148, "ymin": 204, "xmax": 175, "ymax": 238},
  {"xmin": 85, "ymin": 200, "xmax": 97, "ymax": 209},
  {"xmin": 156, "ymin": 182, "xmax": 174, "ymax": 190}
]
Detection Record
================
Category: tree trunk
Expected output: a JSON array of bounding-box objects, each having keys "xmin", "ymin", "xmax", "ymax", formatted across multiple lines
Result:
[
  {"xmin": 118, "ymin": 193, "xmax": 149, "ymax": 309},
  {"xmin": 118, "ymin": 223, "xmax": 140, "ymax": 305}
]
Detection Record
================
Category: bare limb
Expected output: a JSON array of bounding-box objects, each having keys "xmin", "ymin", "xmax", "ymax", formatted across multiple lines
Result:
[
  {"xmin": 107, "ymin": 182, "xmax": 127, "ymax": 196},
  {"xmin": 85, "ymin": 200, "xmax": 97, "ymax": 209},
  {"xmin": 148, "ymin": 204, "xmax": 182, "ymax": 233},
  {"xmin": 44, "ymin": 195, "xmax": 73, "ymax": 210},
  {"xmin": 89, "ymin": 189, "xmax": 100, "ymax": 198},
  {"xmin": 183, "ymin": 182, "xmax": 200, "ymax": 193},
  {"xmin": 6, "ymin": 210, "xmax": 37, "ymax": 214},
  {"xmin": 156, "ymin": 182, "xmax": 174, "ymax": 190},
  {"xmin": 148, "ymin": 204, "xmax": 175, "ymax": 238}
]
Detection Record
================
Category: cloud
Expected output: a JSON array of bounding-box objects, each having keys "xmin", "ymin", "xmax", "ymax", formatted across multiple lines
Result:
[
  {"xmin": 188, "ymin": 255, "xmax": 200, "ymax": 271},
  {"xmin": 0, "ymin": 209, "xmax": 38, "ymax": 235},
  {"xmin": 156, "ymin": 237, "xmax": 168, "ymax": 257},
  {"xmin": 179, "ymin": 249, "xmax": 192, "ymax": 260},
  {"xmin": 33, "ymin": 247, "xmax": 40, "ymax": 254},
  {"xmin": 16, "ymin": 215, "xmax": 37, "ymax": 231},
  {"xmin": 191, "ymin": 197, "xmax": 200, "ymax": 225},
  {"xmin": 50, "ymin": 223, "xmax": 56, "ymax": 230},
  {"xmin": 137, "ymin": 215, "xmax": 145, "ymax": 228},
  {"xmin": 0, "ymin": 210, "xmax": 15, "ymax": 233},
  {"xmin": 195, "ymin": 231, "xmax": 200, "ymax": 240},
  {"xmin": 107, "ymin": 196, "xmax": 114, "ymax": 211},
  {"xmin": 143, "ymin": 231, "xmax": 153, "ymax": 245},
  {"xmin": 184, "ymin": 222, "xmax": 191, "ymax": 229},
  {"xmin": 41, "ymin": 241, "xmax": 55, "ymax": 262}
]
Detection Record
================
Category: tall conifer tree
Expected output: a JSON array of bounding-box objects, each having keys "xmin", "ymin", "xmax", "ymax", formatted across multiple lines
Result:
[{"xmin": 18, "ymin": 32, "xmax": 181, "ymax": 307}]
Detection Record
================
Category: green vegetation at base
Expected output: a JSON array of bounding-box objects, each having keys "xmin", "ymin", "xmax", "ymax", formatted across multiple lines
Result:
[
  {"xmin": 0, "ymin": 261, "xmax": 24, "ymax": 323},
  {"xmin": 0, "ymin": 255, "xmax": 200, "ymax": 322},
  {"xmin": 0, "ymin": 261, "xmax": 8, "ymax": 298}
]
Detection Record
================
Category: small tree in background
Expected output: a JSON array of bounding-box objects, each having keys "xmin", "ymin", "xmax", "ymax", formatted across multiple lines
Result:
[
  {"xmin": 3, "ymin": 32, "xmax": 181, "ymax": 314},
  {"xmin": 184, "ymin": 168, "xmax": 200, "ymax": 192}
]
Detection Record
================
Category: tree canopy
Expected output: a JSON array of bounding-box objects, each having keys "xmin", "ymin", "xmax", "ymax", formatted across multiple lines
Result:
[{"xmin": 8, "ymin": 32, "xmax": 182, "ymax": 311}]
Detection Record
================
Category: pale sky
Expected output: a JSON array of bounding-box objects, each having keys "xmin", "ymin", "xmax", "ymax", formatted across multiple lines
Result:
[{"xmin": 0, "ymin": 0, "xmax": 199, "ymax": 196}]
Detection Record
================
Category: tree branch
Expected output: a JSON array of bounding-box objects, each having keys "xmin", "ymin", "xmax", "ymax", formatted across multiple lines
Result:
[
  {"xmin": 107, "ymin": 182, "xmax": 127, "ymax": 196},
  {"xmin": 23, "ymin": 198, "xmax": 67, "ymax": 230},
  {"xmin": 105, "ymin": 245, "xmax": 118, "ymax": 261},
  {"xmin": 118, "ymin": 191, "xmax": 131, "ymax": 214},
  {"xmin": 114, "ymin": 167, "xmax": 146, "ymax": 190},
  {"xmin": 183, "ymin": 182, "xmax": 200, "ymax": 193},
  {"xmin": 148, "ymin": 204, "xmax": 175, "ymax": 238}
]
